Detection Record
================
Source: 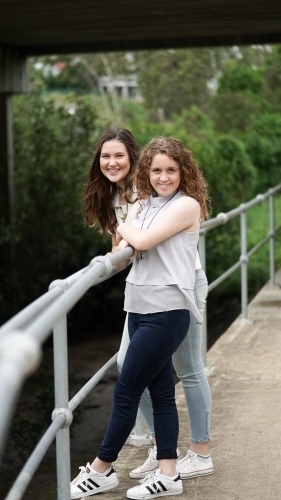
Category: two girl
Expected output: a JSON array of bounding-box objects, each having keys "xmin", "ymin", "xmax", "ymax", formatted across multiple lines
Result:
[{"xmin": 70, "ymin": 130, "xmax": 212, "ymax": 499}]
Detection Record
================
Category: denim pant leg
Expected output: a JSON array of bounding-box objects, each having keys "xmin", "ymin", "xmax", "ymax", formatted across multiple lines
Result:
[
  {"xmin": 98, "ymin": 309, "xmax": 190, "ymax": 462},
  {"xmin": 138, "ymin": 269, "xmax": 212, "ymax": 443},
  {"xmin": 172, "ymin": 269, "xmax": 211, "ymax": 443},
  {"xmin": 116, "ymin": 313, "xmax": 129, "ymax": 373},
  {"xmin": 116, "ymin": 314, "xmax": 155, "ymax": 434}
]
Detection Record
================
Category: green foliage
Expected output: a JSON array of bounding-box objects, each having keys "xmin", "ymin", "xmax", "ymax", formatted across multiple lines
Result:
[
  {"xmin": 205, "ymin": 135, "xmax": 257, "ymax": 212},
  {"xmin": 0, "ymin": 91, "xmax": 126, "ymax": 329},
  {"xmin": 29, "ymin": 56, "xmax": 92, "ymax": 93},
  {"xmin": 218, "ymin": 63, "xmax": 264, "ymax": 94},
  {"xmin": 210, "ymin": 90, "xmax": 265, "ymax": 134},
  {"xmin": 2, "ymin": 45, "xmax": 281, "ymax": 332},
  {"xmin": 135, "ymin": 48, "xmax": 217, "ymax": 119},
  {"xmin": 243, "ymin": 113, "xmax": 281, "ymax": 191}
]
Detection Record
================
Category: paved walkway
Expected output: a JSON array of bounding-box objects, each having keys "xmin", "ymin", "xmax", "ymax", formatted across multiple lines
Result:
[{"xmin": 98, "ymin": 270, "xmax": 281, "ymax": 500}]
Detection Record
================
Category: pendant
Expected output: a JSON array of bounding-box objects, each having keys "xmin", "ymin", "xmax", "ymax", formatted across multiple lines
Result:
[
  {"xmin": 119, "ymin": 213, "xmax": 127, "ymax": 222},
  {"xmin": 137, "ymin": 251, "xmax": 145, "ymax": 260},
  {"xmin": 119, "ymin": 206, "xmax": 128, "ymax": 222}
]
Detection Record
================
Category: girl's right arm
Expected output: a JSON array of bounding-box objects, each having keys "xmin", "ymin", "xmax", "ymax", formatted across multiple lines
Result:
[
  {"xmin": 111, "ymin": 201, "xmax": 139, "ymax": 252},
  {"xmin": 116, "ymin": 197, "xmax": 200, "ymax": 250},
  {"xmin": 111, "ymin": 201, "xmax": 140, "ymax": 271}
]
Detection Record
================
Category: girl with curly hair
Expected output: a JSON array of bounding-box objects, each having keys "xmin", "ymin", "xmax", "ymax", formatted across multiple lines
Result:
[{"xmin": 71, "ymin": 137, "xmax": 213, "ymax": 500}]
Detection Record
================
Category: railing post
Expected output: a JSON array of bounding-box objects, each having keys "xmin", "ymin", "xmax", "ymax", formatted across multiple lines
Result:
[
  {"xmin": 269, "ymin": 191, "xmax": 275, "ymax": 286},
  {"xmin": 199, "ymin": 232, "xmax": 207, "ymax": 367},
  {"xmin": 127, "ymin": 410, "xmax": 152, "ymax": 446},
  {"xmin": 240, "ymin": 208, "xmax": 248, "ymax": 319},
  {"xmin": 52, "ymin": 313, "xmax": 72, "ymax": 500}
]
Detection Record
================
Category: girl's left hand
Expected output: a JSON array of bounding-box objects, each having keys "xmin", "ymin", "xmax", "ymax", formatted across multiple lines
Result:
[
  {"xmin": 118, "ymin": 238, "xmax": 138, "ymax": 259},
  {"xmin": 118, "ymin": 238, "xmax": 129, "ymax": 250}
]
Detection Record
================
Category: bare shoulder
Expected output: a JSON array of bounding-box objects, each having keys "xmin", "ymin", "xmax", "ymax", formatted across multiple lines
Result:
[{"xmin": 168, "ymin": 196, "xmax": 200, "ymax": 213}]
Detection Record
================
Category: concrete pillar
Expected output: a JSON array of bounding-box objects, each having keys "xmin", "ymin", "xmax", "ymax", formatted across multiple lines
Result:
[
  {"xmin": 0, "ymin": 46, "xmax": 28, "ymax": 265},
  {"xmin": 0, "ymin": 94, "xmax": 14, "ymax": 224}
]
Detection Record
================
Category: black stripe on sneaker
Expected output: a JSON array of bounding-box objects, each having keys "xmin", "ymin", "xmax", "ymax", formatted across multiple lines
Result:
[
  {"xmin": 174, "ymin": 475, "xmax": 181, "ymax": 482},
  {"xmin": 157, "ymin": 481, "xmax": 167, "ymax": 491},
  {"xmin": 106, "ymin": 468, "xmax": 115, "ymax": 477},
  {"xmin": 146, "ymin": 486, "xmax": 155, "ymax": 494},
  {"xmin": 77, "ymin": 485, "xmax": 87, "ymax": 493},
  {"xmin": 81, "ymin": 481, "xmax": 93, "ymax": 490},
  {"xmin": 88, "ymin": 478, "xmax": 100, "ymax": 488}
]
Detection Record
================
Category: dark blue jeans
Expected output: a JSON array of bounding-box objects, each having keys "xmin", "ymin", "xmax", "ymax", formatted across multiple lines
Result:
[{"xmin": 98, "ymin": 309, "xmax": 190, "ymax": 463}]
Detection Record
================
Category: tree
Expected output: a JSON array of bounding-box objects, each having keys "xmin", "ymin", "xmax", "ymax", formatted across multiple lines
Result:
[
  {"xmin": 135, "ymin": 48, "xmax": 219, "ymax": 119},
  {"xmin": 29, "ymin": 52, "xmax": 136, "ymax": 124}
]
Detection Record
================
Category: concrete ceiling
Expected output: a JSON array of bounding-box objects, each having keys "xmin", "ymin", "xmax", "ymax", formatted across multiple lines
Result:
[{"xmin": 1, "ymin": 0, "xmax": 281, "ymax": 56}]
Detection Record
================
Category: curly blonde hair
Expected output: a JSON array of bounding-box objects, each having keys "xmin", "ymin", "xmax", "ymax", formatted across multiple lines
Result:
[{"xmin": 135, "ymin": 137, "xmax": 211, "ymax": 221}]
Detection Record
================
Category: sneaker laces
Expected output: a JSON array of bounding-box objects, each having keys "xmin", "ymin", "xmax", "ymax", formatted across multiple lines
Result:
[
  {"xmin": 177, "ymin": 451, "xmax": 196, "ymax": 467},
  {"xmin": 71, "ymin": 464, "xmax": 91, "ymax": 485},
  {"xmin": 139, "ymin": 448, "xmax": 157, "ymax": 470},
  {"xmin": 140, "ymin": 470, "xmax": 158, "ymax": 485}
]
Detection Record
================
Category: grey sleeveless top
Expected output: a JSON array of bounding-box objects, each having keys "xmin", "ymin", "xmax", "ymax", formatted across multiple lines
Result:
[{"xmin": 124, "ymin": 191, "xmax": 202, "ymax": 324}]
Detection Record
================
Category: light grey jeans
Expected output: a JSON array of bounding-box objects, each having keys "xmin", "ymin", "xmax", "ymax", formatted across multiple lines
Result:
[{"xmin": 117, "ymin": 268, "xmax": 211, "ymax": 444}]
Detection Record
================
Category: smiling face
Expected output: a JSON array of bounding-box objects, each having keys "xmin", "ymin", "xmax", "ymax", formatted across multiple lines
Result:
[
  {"xmin": 149, "ymin": 153, "xmax": 181, "ymax": 196},
  {"xmin": 100, "ymin": 139, "xmax": 131, "ymax": 189}
]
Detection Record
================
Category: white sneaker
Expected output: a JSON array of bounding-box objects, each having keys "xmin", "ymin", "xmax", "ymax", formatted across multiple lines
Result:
[
  {"xmin": 130, "ymin": 447, "xmax": 181, "ymax": 479},
  {"xmin": 127, "ymin": 469, "xmax": 183, "ymax": 499},
  {"xmin": 70, "ymin": 462, "xmax": 118, "ymax": 498},
  {"xmin": 176, "ymin": 450, "xmax": 214, "ymax": 479}
]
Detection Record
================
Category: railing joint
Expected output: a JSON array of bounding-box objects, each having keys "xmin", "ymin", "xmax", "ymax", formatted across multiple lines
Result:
[
  {"xmin": 239, "ymin": 255, "xmax": 249, "ymax": 264},
  {"xmin": 49, "ymin": 279, "xmax": 71, "ymax": 292},
  {"xmin": 216, "ymin": 212, "xmax": 228, "ymax": 224},
  {"xmin": 0, "ymin": 331, "xmax": 42, "ymax": 376},
  {"xmin": 52, "ymin": 407, "xmax": 73, "ymax": 429},
  {"xmin": 256, "ymin": 193, "xmax": 265, "ymax": 203},
  {"xmin": 90, "ymin": 255, "xmax": 113, "ymax": 277}
]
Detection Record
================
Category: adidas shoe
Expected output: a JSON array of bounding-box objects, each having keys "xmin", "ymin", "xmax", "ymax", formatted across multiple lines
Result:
[
  {"xmin": 176, "ymin": 450, "xmax": 214, "ymax": 479},
  {"xmin": 130, "ymin": 447, "xmax": 181, "ymax": 479},
  {"xmin": 127, "ymin": 469, "xmax": 183, "ymax": 499},
  {"xmin": 70, "ymin": 462, "xmax": 118, "ymax": 498}
]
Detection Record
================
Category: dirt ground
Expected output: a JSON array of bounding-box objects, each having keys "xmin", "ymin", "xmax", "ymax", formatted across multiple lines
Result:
[{"xmin": 1, "ymin": 334, "xmax": 123, "ymax": 500}]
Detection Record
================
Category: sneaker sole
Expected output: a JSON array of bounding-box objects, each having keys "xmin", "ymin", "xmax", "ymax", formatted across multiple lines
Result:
[
  {"xmin": 127, "ymin": 487, "xmax": 183, "ymax": 499},
  {"xmin": 71, "ymin": 479, "xmax": 119, "ymax": 498},
  {"xmin": 180, "ymin": 469, "xmax": 214, "ymax": 479}
]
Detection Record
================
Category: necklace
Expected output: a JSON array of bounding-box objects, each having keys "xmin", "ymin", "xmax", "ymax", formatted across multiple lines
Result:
[
  {"xmin": 136, "ymin": 191, "xmax": 178, "ymax": 260},
  {"xmin": 118, "ymin": 204, "xmax": 128, "ymax": 222}
]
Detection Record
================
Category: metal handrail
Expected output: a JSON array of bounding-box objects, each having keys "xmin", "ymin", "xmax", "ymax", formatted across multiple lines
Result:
[
  {"xmin": 5, "ymin": 355, "xmax": 118, "ymax": 500},
  {"xmin": 0, "ymin": 183, "xmax": 280, "ymax": 500},
  {"xmin": 199, "ymin": 183, "xmax": 281, "ymax": 365},
  {"xmin": 0, "ymin": 247, "xmax": 133, "ymax": 500}
]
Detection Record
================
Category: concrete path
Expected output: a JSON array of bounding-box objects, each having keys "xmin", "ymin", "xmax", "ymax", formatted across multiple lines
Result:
[{"xmin": 92, "ymin": 270, "xmax": 281, "ymax": 500}]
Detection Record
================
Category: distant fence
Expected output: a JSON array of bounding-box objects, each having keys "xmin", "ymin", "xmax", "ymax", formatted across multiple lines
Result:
[{"xmin": 0, "ymin": 183, "xmax": 280, "ymax": 500}]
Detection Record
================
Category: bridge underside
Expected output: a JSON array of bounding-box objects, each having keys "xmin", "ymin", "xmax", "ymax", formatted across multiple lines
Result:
[{"xmin": 1, "ymin": 0, "xmax": 281, "ymax": 56}]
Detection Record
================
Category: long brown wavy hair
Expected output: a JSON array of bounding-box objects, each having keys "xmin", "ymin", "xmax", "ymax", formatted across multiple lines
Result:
[
  {"xmin": 135, "ymin": 137, "xmax": 211, "ymax": 221},
  {"xmin": 83, "ymin": 128, "xmax": 141, "ymax": 234}
]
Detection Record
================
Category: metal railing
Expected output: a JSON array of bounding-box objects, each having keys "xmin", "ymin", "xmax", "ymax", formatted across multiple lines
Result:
[
  {"xmin": 199, "ymin": 184, "xmax": 281, "ymax": 366},
  {"xmin": 0, "ymin": 249, "xmax": 133, "ymax": 500},
  {"xmin": 0, "ymin": 183, "xmax": 280, "ymax": 500}
]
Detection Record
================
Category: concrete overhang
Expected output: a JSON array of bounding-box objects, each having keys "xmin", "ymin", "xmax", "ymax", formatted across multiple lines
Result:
[{"xmin": 1, "ymin": 0, "xmax": 281, "ymax": 56}]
